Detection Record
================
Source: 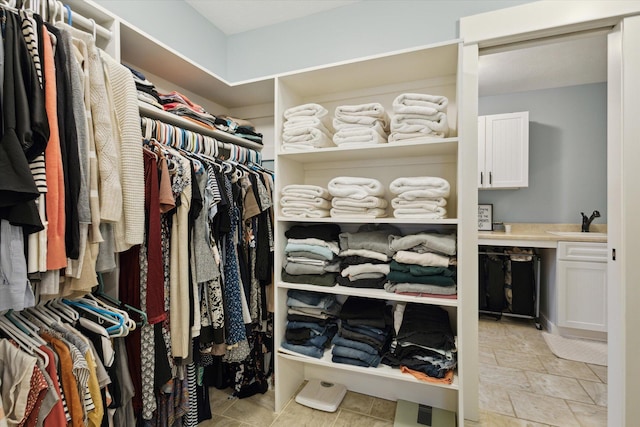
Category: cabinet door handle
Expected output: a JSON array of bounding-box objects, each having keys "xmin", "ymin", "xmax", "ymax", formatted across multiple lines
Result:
[
  {"xmin": 489, "ymin": 171, "xmax": 492, "ymax": 185},
  {"xmin": 480, "ymin": 172, "xmax": 483, "ymax": 185}
]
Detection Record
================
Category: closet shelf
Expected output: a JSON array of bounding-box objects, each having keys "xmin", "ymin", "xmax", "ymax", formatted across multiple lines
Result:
[
  {"xmin": 277, "ymin": 137, "xmax": 458, "ymax": 164},
  {"xmin": 278, "ymin": 347, "xmax": 459, "ymax": 390},
  {"xmin": 277, "ymin": 281, "xmax": 458, "ymax": 307},
  {"xmin": 138, "ymin": 102, "xmax": 264, "ymax": 151},
  {"xmin": 276, "ymin": 217, "xmax": 459, "ymax": 225}
]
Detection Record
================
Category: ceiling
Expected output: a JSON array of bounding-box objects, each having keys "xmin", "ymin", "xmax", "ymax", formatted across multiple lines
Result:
[
  {"xmin": 185, "ymin": 0, "xmax": 359, "ymax": 35},
  {"xmin": 183, "ymin": 1, "xmax": 608, "ymax": 94}
]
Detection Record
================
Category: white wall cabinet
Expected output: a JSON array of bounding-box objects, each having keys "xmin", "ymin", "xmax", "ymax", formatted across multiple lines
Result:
[
  {"xmin": 556, "ymin": 241, "xmax": 607, "ymax": 332},
  {"xmin": 478, "ymin": 111, "xmax": 529, "ymax": 189}
]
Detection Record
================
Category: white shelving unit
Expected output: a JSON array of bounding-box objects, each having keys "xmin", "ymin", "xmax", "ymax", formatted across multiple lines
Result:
[{"xmin": 273, "ymin": 40, "xmax": 475, "ymax": 422}]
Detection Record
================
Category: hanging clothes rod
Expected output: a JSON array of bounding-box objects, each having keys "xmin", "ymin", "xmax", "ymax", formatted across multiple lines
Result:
[{"xmin": 0, "ymin": 0, "xmax": 112, "ymax": 40}]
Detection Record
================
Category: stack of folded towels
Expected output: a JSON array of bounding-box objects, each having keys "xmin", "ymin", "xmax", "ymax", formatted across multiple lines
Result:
[
  {"xmin": 382, "ymin": 303, "xmax": 457, "ymax": 384},
  {"xmin": 389, "ymin": 93, "xmax": 450, "ymax": 142},
  {"xmin": 281, "ymin": 224, "xmax": 342, "ymax": 287},
  {"xmin": 337, "ymin": 224, "xmax": 399, "ymax": 289},
  {"xmin": 280, "ymin": 184, "xmax": 332, "ymax": 218},
  {"xmin": 281, "ymin": 290, "xmax": 340, "ymax": 359},
  {"xmin": 389, "ymin": 176, "xmax": 450, "ymax": 219},
  {"xmin": 332, "ymin": 102, "xmax": 390, "ymax": 147},
  {"xmin": 282, "ymin": 103, "xmax": 334, "ymax": 151},
  {"xmin": 331, "ymin": 297, "xmax": 392, "ymax": 368},
  {"xmin": 328, "ymin": 176, "xmax": 388, "ymax": 218},
  {"xmin": 385, "ymin": 231, "xmax": 457, "ymax": 298}
]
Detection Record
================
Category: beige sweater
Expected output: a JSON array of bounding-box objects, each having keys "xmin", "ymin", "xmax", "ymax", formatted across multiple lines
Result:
[{"xmin": 100, "ymin": 52, "xmax": 145, "ymax": 251}]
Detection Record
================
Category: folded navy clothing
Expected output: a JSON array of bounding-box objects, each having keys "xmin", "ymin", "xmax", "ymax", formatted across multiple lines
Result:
[
  {"xmin": 396, "ymin": 304, "xmax": 456, "ymax": 351},
  {"xmin": 331, "ymin": 355, "xmax": 375, "ymax": 367},
  {"xmin": 332, "ymin": 345, "xmax": 381, "ymax": 367},
  {"xmin": 332, "ymin": 335, "xmax": 379, "ymax": 356},
  {"xmin": 287, "ymin": 289, "xmax": 335, "ymax": 306},
  {"xmin": 281, "ymin": 341, "xmax": 324, "ymax": 358}
]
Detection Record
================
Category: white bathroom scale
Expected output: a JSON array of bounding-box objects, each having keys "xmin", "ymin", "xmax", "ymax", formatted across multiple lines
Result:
[
  {"xmin": 394, "ymin": 400, "xmax": 456, "ymax": 427},
  {"xmin": 295, "ymin": 379, "xmax": 347, "ymax": 412}
]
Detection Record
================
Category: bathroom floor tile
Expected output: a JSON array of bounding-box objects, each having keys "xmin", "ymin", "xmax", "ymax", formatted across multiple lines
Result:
[
  {"xmin": 525, "ymin": 371, "xmax": 593, "ymax": 403},
  {"xmin": 566, "ymin": 401, "xmax": 607, "ymax": 427},
  {"xmin": 579, "ymin": 380, "xmax": 608, "ymax": 406},
  {"xmin": 494, "ymin": 348, "xmax": 546, "ymax": 373},
  {"xmin": 537, "ymin": 355, "xmax": 600, "ymax": 382},
  {"xmin": 508, "ymin": 390, "xmax": 580, "ymax": 426}
]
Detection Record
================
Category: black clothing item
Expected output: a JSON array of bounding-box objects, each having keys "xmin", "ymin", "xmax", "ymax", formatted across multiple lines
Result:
[
  {"xmin": 287, "ymin": 313, "xmax": 331, "ymax": 325},
  {"xmin": 336, "ymin": 275, "xmax": 387, "ymax": 289},
  {"xmin": 0, "ymin": 12, "xmax": 46, "ymax": 232},
  {"xmin": 285, "ymin": 224, "xmax": 341, "ymax": 241},
  {"xmin": 339, "ymin": 296, "xmax": 387, "ymax": 321},
  {"xmin": 396, "ymin": 304, "xmax": 455, "ymax": 351},
  {"xmin": 340, "ymin": 255, "xmax": 387, "ymax": 267},
  {"xmin": 46, "ymin": 23, "xmax": 81, "ymax": 259},
  {"xmin": 281, "ymin": 270, "xmax": 337, "ymax": 287},
  {"xmin": 154, "ymin": 322, "xmax": 172, "ymax": 390},
  {"xmin": 284, "ymin": 328, "xmax": 311, "ymax": 343}
]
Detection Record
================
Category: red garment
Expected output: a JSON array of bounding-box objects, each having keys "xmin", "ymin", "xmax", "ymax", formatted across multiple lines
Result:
[
  {"xmin": 39, "ymin": 345, "xmax": 67, "ymax": 427},
  {"xmin": 20, "ymin": 366, "xmax": 47, "ymax": 427},
  {"xmin": 144, "ymin": 149, "xmax": 166, "ymax": 324}
]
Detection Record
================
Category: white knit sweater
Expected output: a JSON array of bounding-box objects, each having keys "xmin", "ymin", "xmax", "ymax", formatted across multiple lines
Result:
[{"xmin": 101, "ymin": 52, "xmax": 145, "ymax": 250}]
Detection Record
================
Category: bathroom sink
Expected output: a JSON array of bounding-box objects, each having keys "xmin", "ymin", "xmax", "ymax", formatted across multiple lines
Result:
[{"xmin": 546, "ymin": 231, "xmax": 607, "ymax": 238}]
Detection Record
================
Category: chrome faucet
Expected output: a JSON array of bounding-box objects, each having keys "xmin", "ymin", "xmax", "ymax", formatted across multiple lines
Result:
[{"xmin": 581, "ymin": 210, "xmax": 601, "ymax": 232}]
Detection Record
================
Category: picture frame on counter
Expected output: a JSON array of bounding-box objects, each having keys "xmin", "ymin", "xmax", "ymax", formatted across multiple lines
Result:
[{"xmin": 478, "ymin": 204, "xmax": 493, "ymax": 231}]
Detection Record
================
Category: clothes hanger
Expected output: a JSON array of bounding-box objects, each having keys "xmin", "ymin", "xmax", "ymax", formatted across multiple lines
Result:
[
  {"xmin": 46, "ymin": 298, "xmax": 79, "ymax": 323},
  {"xmin": 93, "ymin": 273, "xmax": 147, "ymax": 328},
  {"xmin": 63, "ymin": 299, "xmax": 127, "ymax": 336},
  {"xmin": 0, "ymin": 315, "xmax": 50, "ymax": 367},
  {"xmin": 4, "ymin": 311, "xmax": 47, "ymax": 346}
]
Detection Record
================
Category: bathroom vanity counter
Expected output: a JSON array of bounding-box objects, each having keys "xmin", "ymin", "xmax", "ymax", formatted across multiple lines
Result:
[{"xmin": 478, "ymin": 223, "xmax": 607, "ymax": 248}]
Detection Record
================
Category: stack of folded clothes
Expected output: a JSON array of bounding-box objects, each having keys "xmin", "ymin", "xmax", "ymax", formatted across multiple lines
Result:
[
  {"xmin": 282, "ymin": 103, "xmax": 334, "ymax": 151},
  {"xmin": 389, "ymin": 176, "xmax": 450, "ymax": 219},
  {"xmin": 337, "ymin": 224, "xmax": 399, "ymax": 289},
  {"xmin": 328, "ymin": 176, "xmax": 388, "ymax": 218},
  {"xmin": 332, "ymin": 102, "xmax": 390, "ymax": 147},
  {"xmin": 125, "ymin": 64, "xmax": 163, "ymax": 109},
  {"xmin": 158, "ymin": 91, "xmax": 221, "ymax": 129},
  {"xmin": 281, "ymin": 224, "xmax": 342, "ymax": 287},
  {"xmin": 280, "ymin": 184, "xmax": 332, "ymax": 218},
  {"xmin": 281, "ymin": 290, "xmax": 340, "ymax": 358},
  {"xmin": 331, "ymin": 297, "xmax": 392, "ymax": 367},
  {"xmin": 383, "ymin": 303, "xmax": 457, "ymax": 384},
  {"xmin": 219, "ymin": 115, "xmax": 263, "ymax": 144},
  {"xmin": 385, "ymin": 231, "xmax": 457, "ymax": 298},
  {"xmin": 389, "ymin": 93, "xmax": 450, "ymax": 142}
]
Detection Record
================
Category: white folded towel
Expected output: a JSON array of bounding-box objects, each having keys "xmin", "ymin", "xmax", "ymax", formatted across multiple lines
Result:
[
  {"xmin": 282, "ymin": 127, "xmax": 334, "ymax": 149},
  {"xmin": 281, "ymin": 184, "xmax": 331, "ymax": 200},
  {"xmin": 284, "ymin": 103, "xmax": 328, "ymax": 119},
  {"xmin": 333, "ymin": 126, "xmax": 388, "ymax": 146},
  {"xmin": 333, "ymin": 115, "xmax": 390, "ymax": 131},
  {"xmin": 392, "ymin": 207, "xmax": 447, "ymax": 218},
  {"xmin": 335, "ymin": 102, "xmax": 386, "ymax": 118},
  {"xmin": 391, "ymin": 197, "xmax": 447, "ymax": 209},
  {"xmin": 281, "ymin": 207, "xmax": 330, "ymax": 218},
  {"xmin": 390, "ymin": 112, "xmax": 449, "ymax": 138},
  {"xmin": 389, "ymin": 177, "xmax": 450, "ymax": 198},
  {"xmin": 280, "ymin": 196, "xmax": 332, "ymax": 210},
  {"xmin": 328, "ymin": 176, "xmax": 385, "ymax": 199},
  {"xmin": 393, "ymin": 93, "xmax": 448, "ymax": 115},
  {"xmin": 330, "ymin": 207, "xmax": 387, "ymax": 218},
  {"xmin": 283, "ymin": 116, "xmax": 333, "ymax": 133},
  {"xmin": 332, "ymin": 196, "xmax": 388, "ymax": 209}
]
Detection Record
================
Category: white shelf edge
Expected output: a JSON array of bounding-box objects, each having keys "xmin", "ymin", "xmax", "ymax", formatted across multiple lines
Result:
[
  {"xmin": 277, "ymin": 347, "xmax": 459, "ymax": 391},
  {"xmin": 138, "ymin": 102, "xmax": 264, "ymax": 151},
  {"xmin": 275, "ymin": 217, "xmax": 459, "ymax": 225},
  {"xmin": 277, "ymin": 137, "xmax": 458, "ymax": 161},
  {"xmin": 277, "ymin": 281, "xmax": 458, "ymax": 307}
]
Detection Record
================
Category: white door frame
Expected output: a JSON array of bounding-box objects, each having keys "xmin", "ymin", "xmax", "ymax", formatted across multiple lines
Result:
[{"xmin": 460, "ymin": 1, "xmax": 640, "ymax": 424}]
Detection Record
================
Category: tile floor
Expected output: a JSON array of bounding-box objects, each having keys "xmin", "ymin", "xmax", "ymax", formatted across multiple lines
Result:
[{"xmin": 201, "ymin": 316, "xmax": 607, "ymax": 426}]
